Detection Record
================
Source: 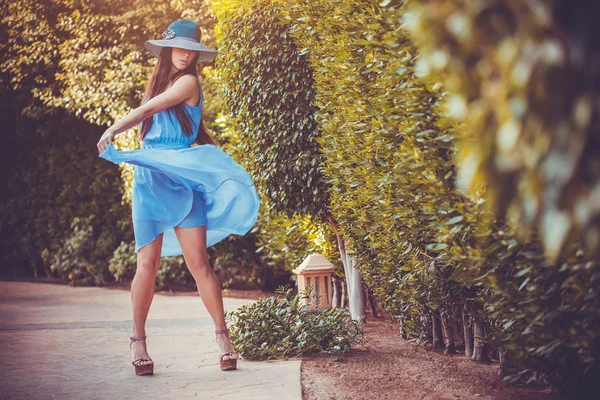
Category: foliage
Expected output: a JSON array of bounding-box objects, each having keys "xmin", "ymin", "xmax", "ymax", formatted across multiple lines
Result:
[
  {"xmin": 213, "ymin": 0, "xmax": 600, "ymax": 393},
  {"xmin": 254, "ymin": 211, "xmax": 341, "ymax": 280},
  {"xmin": 274, "ymin": 0, "xmax": 477, "ymax": 340},
  {"xmin": 480, "ymin": 234, "xmax": 600, "ymax": 393},
  {"xmin": 0, "ymin": 97, "xmax": 132, "ymax": 282},
  {"xmin": 199, "ymin": 86, "xmax": 321, "ymax": 290},
  {"xmin": 53, "ymin": 216, "xmax": 110, "ymax": 285},
  {"xmin": 108, "ymin": 240, "xmax": 138, "ymax": 283},
  {"xmin": 212, "ymin": 0, "xmax": 352, "ymax": 304},
  {"xmin": 211, "ymin": 0, "xmax": 331, "ymax": 221},
  {"xmin": 226, "ymin": 285, "xmax": 363, "ymax": 361},
  {"xmin": 212, "ymin": 0, "xmax": 475, "ymax": 342},
  {"xmin": 404, "ymin": 0, "xmax": 600, "ymax": 393},
  {"xmin": 1, "ymin": 0, "xmax": 218, "ymax": 127},
  {"xmin": 1, "ymin": 0, "xmax": 276, "ymax": 291},
  {"xmin": 404, "ymin": 0, "xmax": 600, "ymax": 261}
]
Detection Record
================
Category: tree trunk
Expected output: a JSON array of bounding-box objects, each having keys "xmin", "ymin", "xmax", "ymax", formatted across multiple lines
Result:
[
  {"xmin": 431, "ymin": 309, "xmax": 444, "ymax": 352},
  {"xmin": 332, "ymin": 275, "xmax": 341, "ymax": 308},
  {"xmin": 340, "ymin": 279, "xmax": 346, "ymax": 309},
  {"xmin": 462, "ymin": 304, "xmax": 474, "ymax": 358},
  {"xmin": 349, "ymin": 259, "xmax": 366, "ymax": 322},
  {"xmin": 470, "ymin": 303, "xmax": 489, "ymax": 363},
  {"xmin": 487, "ymin": 336, "xmax": 499, "ymax": 361},
  {"xmin": 452, "ymin": 303, "xmax": 465, "ymax": 349},
  {"xmin": 441, "ymin": 308, "xmax": 456, "ymax": 355},
  {"xmin": 30, "ymin": 255, "xmax": 38, "ymax": 278},
  {"xmin": 328, "ymin": 215, "xmax": 366, "ymax": 323},
  {"xmin": 367, "ymin": 285, "xmax": 378, "ymax": 318},
  {"xmin": 35, "ymin": 254, "xmax": 52, "ymax": 278},
  {"xmin": 498, "ymin": 348, "xmax": 508, "ymax": 377},
  {"xmin": 395, "ymin": 315, "xmax": 408, "ymax": 340},
  {"xmin": 42, "ymin": 261, "xmax": 52, "ymax": 278}
]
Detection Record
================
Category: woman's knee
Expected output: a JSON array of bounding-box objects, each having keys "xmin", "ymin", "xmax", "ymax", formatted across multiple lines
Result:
[
  {"xmin": 186, "ymin": 257, "xmax": 212, "ymax": 277},
  {"xmin": 136, "ymin": 257, "xmax": 160, "ymax": 276}
]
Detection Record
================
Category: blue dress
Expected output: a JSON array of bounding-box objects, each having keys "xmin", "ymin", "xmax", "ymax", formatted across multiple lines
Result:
[{"xmin": 98, "ymin": 84, "xmax": 260, "ymax": 257}]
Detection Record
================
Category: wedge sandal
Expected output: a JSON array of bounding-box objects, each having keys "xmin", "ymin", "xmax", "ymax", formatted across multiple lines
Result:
[
  {"xmin": 215, "ymin": 328, "xmax": 239, "ymax": 371},
  {"xmin": 130, "ymin": 335, "xmax": 154, "ymax": 376}
]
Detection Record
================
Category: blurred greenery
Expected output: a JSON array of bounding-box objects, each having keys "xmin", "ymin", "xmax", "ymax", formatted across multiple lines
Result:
[{"xmin": 405, "ymin": 0, "xmax": 600, "ymax": 262}]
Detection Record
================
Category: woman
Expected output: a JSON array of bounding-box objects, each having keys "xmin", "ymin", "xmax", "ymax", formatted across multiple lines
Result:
[{"xmin": 97, "ymin": 19, "xmax": 260, "ymax": 376}]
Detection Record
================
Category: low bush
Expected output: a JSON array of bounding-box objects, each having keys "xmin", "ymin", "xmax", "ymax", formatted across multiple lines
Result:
[{"xmin": 226, "ymin": 285, "xmax": 363, "ymax": 361}]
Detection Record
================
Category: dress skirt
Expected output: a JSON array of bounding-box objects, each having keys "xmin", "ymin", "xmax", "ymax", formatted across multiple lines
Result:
[{"xmin": 99, "ymin": 142, "xmax": 260, "ymax": 257}]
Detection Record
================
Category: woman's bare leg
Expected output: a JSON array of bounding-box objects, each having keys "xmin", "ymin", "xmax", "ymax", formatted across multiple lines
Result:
[
  {"xmin": 173, "ymin": 225, "xmax": 236, "ymax": 359},
  {"xmin": 131, "ymin": 234, "xmax": 164, "ymax": 366}
]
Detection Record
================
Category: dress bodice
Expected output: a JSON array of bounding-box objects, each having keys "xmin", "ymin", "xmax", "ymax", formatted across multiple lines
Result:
[{"xmin": 141, "ymin": 80, "xmax": 203, "ymax": 149}]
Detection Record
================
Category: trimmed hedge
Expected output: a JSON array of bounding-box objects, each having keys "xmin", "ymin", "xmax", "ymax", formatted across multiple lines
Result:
[{"xmin": 212, "ymin": 0, "xmax": 600, "ymax": 394}]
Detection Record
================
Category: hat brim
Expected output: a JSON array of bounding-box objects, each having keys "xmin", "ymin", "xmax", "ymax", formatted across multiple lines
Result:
[{"xmin": 145, "ymin": 39, "xmax": 218, "ymax": 63}]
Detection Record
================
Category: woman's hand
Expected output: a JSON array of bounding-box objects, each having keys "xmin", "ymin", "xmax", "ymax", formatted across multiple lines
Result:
[{"xmin": 97, "ymin": 129, "xmax": 116, "ymax": 154}]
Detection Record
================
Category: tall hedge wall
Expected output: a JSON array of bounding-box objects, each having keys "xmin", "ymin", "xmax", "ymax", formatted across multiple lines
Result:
[{"xmin": 211, "ymin": 0, "xmax": 600, "ymax": 394}]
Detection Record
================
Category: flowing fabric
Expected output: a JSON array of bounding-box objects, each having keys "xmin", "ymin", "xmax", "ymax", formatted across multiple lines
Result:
[{"xmin": 98, "ymin": 81, "xmax": 260, "ymax": 257}]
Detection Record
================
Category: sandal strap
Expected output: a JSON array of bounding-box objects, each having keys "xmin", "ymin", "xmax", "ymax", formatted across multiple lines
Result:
[
  {"xmin": 215, "ymin": 328, "xmax": 229, "ymax": 334},
  {"xmin": 130, "ymin": 335, "xmax": 147, "ymax": 341},
  {"xmin": 220, "ymin": 352, "xmax": 238, "ymax": 360}
]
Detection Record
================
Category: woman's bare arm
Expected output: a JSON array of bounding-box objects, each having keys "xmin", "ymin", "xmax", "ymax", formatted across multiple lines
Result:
[
  {"xmin": 97, "ymin": 74, "xmax": 198, "ymax": 154},
  {"xmin": 108, "ymin": 74, "xmax": 198, "ymax": 138}
]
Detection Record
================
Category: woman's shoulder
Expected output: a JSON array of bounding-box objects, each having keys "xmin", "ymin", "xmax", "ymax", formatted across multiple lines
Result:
[
  {"xmin": 172, "ymin": 74, "xmax": 202, "ymax": 97},
  {"xmin": 172, "ymin": 74, "xmax": 200, "ymax": 87}
]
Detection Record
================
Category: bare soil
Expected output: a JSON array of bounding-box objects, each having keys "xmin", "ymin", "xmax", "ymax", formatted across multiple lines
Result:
[{"xmin": 300, "ymin": 315, "xmax": 565, "ymax": 400}]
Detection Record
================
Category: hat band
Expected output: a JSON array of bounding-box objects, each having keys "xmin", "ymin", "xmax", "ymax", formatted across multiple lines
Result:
[
  {"xmin": 163, "ymin": 27, "xmax": 200, "ymax": 42},
  {"xmin": 166, "ymin": 37, "xmax": 200, "ymax": 43}
]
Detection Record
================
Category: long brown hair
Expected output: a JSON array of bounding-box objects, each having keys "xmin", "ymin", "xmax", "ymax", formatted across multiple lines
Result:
[{"xmin": 139, "ymin": 46, "xmax": 217, "ymax": 146}]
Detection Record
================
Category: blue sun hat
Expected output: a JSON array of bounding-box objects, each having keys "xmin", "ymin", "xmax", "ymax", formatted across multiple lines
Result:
[{"xmin": 144, "ymin": 19, "xmax": 218, "ymax": 63}]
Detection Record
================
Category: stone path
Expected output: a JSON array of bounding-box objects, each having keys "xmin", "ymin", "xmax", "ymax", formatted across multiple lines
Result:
[{"xmin": 0, "ymin": 281, "xmax": 302, "ymax": 400}]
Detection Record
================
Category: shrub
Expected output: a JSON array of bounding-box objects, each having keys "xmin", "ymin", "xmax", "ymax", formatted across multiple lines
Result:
[{"xmin": 226, "ymin": 285, "xmax": 363, "ymax": 361}]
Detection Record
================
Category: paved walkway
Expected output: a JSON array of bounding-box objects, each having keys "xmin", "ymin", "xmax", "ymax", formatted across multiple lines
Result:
[{"xmin": 0, "ymin": 281, "xmax": 302, "ymax": 400}]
